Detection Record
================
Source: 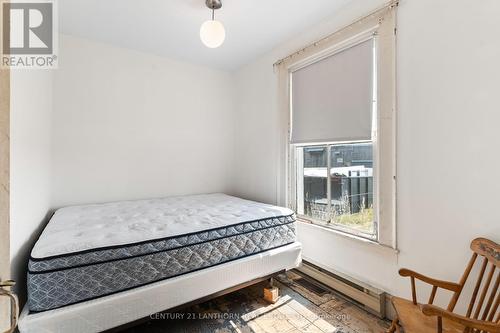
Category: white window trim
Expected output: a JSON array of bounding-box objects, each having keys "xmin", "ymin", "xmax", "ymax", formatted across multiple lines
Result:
[{"xmin": 275, "ymin": 4, "xmax": 397, "ymax": 249}]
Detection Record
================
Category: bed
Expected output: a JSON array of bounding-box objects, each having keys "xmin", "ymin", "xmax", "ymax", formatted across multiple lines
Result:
[{"xmin": 19, "ymin": 193, "xmax": 301, "ymax": 333}]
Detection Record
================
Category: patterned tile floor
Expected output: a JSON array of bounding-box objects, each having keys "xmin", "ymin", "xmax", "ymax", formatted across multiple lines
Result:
[{"xmin": 121, "ymin": 271, "xmax": 390, "ymax": 333}]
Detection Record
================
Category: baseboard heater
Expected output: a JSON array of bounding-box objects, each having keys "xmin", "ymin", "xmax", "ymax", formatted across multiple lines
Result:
[{"xmin": 296, "ymin": 260, "xmax": 386, "ymax": 318}]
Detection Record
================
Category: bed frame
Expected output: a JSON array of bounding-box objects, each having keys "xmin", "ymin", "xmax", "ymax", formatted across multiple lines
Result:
[{"xmin": 104, "ymin": 270, "xmax": 285, "ymax": 333}]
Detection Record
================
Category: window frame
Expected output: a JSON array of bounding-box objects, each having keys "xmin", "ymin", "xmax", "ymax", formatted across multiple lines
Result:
[
  {"xmin": 281, "ymin": 9, "xmax": 397, "ymax": 248},
  {"xmin": 293, "ymin": 140, "xmax": 378, "ymax": 241}
]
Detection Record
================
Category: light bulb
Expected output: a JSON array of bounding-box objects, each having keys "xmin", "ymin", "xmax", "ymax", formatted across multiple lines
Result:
[{"xmin": 200, "ymin": 20, "xmax": 225, "ymax": 48}]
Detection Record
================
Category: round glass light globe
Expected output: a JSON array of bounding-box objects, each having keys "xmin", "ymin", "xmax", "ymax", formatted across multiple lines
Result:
[{"xmin": 200, "ymin": 20, "xmax": 225, "ymax": 48}]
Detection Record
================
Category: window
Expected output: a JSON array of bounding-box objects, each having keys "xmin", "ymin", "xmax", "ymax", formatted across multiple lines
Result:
[
  {"xmin": 290, "ymin": 37, "xmax": 377, "ymax": 240},
  {"xmin": 279, "ymin": 5, "xmax": 397, "ymax": 246},
  {"xmin": 296, "ymin": 142, "xmax": 376, "ymax": 239}
]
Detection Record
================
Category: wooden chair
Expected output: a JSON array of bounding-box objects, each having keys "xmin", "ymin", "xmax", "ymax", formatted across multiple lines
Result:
[{"xmin": 388, "ymin": 238, "xmax": 500, "ymax": 333}]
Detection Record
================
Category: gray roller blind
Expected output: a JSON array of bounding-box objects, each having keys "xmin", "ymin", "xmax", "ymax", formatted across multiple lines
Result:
[{"xmin": 291, "ymin": 39, "xmax": 374, "ymax": 144}]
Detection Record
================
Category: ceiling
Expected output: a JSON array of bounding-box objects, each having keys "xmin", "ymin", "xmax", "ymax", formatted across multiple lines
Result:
[{"xmin": 59, "ymin": 0, "xmax": 352, "ymax": 71}]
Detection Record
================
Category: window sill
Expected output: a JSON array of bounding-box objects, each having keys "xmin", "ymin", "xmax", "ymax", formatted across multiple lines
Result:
[{"xmin": 296, "ymin": 217, "xmax": 399, "ymax": 254}]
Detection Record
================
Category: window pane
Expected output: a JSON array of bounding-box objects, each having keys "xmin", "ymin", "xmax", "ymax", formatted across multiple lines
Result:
[
  {"xmin": 299, "ymin": 142, "xmax": 375, "ymax": 238},
  {"xmin": 330, "ymin": 143, "xmax": 374, "ymax": 235},
  {"xmin": 302, "ymin": 146, "xmax": 328, "ymax": 220}
]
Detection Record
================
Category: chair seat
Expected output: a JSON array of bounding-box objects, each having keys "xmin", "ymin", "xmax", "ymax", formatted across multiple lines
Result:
[{"xmin": 391, "ymin": 297, "xmax": 465, "ymax": 333}]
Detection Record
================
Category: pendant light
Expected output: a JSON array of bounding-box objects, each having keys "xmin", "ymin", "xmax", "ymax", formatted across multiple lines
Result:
[{"xmin": 200, "ymin": 0, "xmax": 225, "ymax": 48}]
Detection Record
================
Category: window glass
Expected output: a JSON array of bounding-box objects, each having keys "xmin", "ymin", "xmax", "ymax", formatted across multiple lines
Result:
[{"xmin": 300, "ymin": 142, "xmax": 375, "ymax": 238}]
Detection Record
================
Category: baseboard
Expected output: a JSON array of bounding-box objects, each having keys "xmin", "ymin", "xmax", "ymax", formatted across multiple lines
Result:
[{"xmin": 297, "ymin": 260, "xmax": 387, "ymax": 318}]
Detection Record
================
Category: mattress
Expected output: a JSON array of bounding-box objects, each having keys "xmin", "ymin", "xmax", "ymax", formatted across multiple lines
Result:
[
  {"xmin": 19, "ymin": 242, "xmax": 302, "ymax": 333},
  {"xmin": 27, "ymin": 193, "xmax": 296, "ymax": 313}
]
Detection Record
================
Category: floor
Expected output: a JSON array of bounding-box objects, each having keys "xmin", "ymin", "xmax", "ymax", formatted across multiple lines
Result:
[{"xmin": 121, "ymin": 271, "xmax": 390, "ymax": 333}]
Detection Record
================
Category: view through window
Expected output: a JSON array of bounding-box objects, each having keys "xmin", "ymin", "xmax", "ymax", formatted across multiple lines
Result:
[{"xmin": 296, "ymin": 142, "xmax": 375, "ymax": 238}]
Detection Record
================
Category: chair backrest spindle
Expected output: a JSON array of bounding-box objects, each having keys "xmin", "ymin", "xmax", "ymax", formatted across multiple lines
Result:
[
  {"xmin": 488, "ymin": 293, "xmax": 499, "ymax": 322},
  {"xmin": 448, "ymin": 253, "xmax": 478, "ymax": 312}
]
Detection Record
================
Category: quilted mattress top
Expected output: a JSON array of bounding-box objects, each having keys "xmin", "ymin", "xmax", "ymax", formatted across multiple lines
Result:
[{"xmin": 31, "ymin": 193, "xmax": 294, "ymax": 259}]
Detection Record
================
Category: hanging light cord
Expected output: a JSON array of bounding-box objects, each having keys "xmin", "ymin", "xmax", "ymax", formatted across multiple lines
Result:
[{"xmin": 211, "ymin": 8, "xmax": 214, "ymax": 20}]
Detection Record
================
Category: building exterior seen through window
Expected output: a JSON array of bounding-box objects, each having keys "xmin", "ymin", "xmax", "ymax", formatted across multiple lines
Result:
[{"xmin": 297, "ymin": 142, "xmax": 375, "ymax": 238}]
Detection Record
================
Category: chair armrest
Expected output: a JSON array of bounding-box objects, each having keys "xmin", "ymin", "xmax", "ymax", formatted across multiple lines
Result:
[
  {"xmin": 421, "ymin": 304, "xmax": 500, "ymax": 333},
  {"xmin": 399, "ymin": 268, "xmax": 461, "ymax": 292}
]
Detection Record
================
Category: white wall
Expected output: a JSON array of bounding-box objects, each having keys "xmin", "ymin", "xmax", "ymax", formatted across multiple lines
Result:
[
  {"xmin": 232, "ymin": 0, "xmax": 500, "ymax": 311},
  {"xmin": 10, "ymin": 70, "xmax": 53, "ymax": 299},
  {"xmin": 51, "ymin": 35, "xmax": 235, "ymax": 207},
  {"xmin": 395, "ymin": 0, "xmax": 500, "ymax": 305}
]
